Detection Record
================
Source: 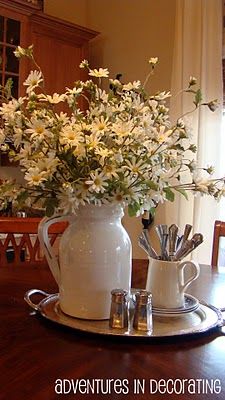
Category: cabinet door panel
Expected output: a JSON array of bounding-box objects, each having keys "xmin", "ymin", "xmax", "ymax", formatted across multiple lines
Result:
[{"xmin": 31, "ymin": 32, "xmax": 82, "ymax": 94}]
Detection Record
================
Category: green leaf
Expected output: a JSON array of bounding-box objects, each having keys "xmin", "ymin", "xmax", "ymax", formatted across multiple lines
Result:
[
  {"xmin": 170, "ymin": 143, "xmax": 185, "ymax": 151},
  {"xmin": 44, "ymin": 197, "xmax": 58, "ymax": 217},
  {"xmin": 46, "ymin": 204, "xmax": 55, "ymax": 217},
  {"xmin": 194, "ymin": 89, "xmax": 202, "ymax": 106},
  {"xmin": 33, "ymin": 194, "xmax": 45, "ymax": 204},
  {"xmin": 149, "ymin": 206, "xmax": 156, "ymax": 217},
  {"xmin": 128, "ymin": 202, "xmax": 140, "ymax": 217},
  {"xmin": 144, "ymin": 180, "xmax": 158, "ymax": 190},
  {"xmin": 5, "ymin": 78, "xmax": 13, "ymax": 99},
  {"xmin": 163, "ymin": 187, "xmax": 175, "ymax": 202},
  {"xmin": 16, "ymin": 190, "xmax": 29, "ymax": 206},
  {"xmin": 189, "ymin": 144, "xmax": 197, "ymax": 153},
  {"xmin": 175, "ymin": 188, "xmax": 188, "ymax": 200}
]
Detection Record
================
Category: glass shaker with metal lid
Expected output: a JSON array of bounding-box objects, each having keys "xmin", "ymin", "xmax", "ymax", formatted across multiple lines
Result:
[
  {"xmin": 109, "ymin": 289, "xmax": 128, "ymax": 329},
  {"xmin": 133, "ymin": 290, "xmax": 152, "ymax": 333}
]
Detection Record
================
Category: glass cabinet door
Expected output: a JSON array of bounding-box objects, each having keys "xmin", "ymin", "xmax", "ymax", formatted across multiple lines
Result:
[
  {"xmin": 0, "ymin": 15, "xmax": 20, "ymax": 98},
  {"xmin": 0, "ymin": 14, "xmax": 21, "ymax": 166}
]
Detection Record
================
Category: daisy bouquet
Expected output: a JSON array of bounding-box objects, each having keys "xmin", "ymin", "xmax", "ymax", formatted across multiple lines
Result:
[{"xmin": 0, "ymin": 45, "xmax": 224, "ymax": 216}]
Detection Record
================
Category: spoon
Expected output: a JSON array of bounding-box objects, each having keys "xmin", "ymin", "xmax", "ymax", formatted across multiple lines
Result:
[
  {"xmin": 138, "ymin": 231, "xmax": 159, "ymax": 259},
  {"xmin": 176, "ymin": 224, "xmax": 192, "ymax": 252},
  {"xmin": 168, "ymin": 224, "xmax": 178, "ymax": 259},
  {"xmin": 155, "ymin": 225, "xmax": 169, "ymax": 260}
]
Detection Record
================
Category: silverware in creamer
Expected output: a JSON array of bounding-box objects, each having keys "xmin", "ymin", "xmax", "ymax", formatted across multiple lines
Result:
[
  {"xmin": 168, "ymin": 224, "xmax": 178, "ymax": 259},
  {"xmin": 138, "ymin": 231, "xmax": 159, "ymax": 259}
]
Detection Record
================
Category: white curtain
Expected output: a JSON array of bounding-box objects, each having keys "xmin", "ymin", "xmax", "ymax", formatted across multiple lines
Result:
[{"xmin": 165, "ymin": 0, "xmax": 224, "ymax": 264}]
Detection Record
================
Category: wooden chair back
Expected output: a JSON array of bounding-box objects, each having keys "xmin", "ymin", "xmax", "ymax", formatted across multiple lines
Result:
[
  {"xmin": 0, "ymin": 217, "xmax": 68, "ymax": 267},
  {"xmin": 211, "ymin": 220, "xmax": 225, "ymax": 267}
]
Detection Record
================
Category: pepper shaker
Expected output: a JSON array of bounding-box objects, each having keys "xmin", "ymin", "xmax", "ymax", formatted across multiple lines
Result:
[
  {"xmin": 133, "ymin": 290, "xmax": 152, "ymax": 333},
  {"xmin": 109, "ymin": 289, "xmax": 128, "ymax": 329}
]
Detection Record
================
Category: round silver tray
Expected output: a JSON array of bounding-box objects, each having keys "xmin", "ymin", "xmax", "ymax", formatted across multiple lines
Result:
[{"xmin": 24, "ymin": 289, "xmax": 225, "ymax": 338}]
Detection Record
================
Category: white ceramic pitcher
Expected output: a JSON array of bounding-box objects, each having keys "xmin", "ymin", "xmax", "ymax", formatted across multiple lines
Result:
[
  {"xmin": 146, "ymin": 257, "xmax": 200, "ymax": 309},
  {"xmin": 38, "ymin": 204, "xmax": 132, "ymax": 320}
]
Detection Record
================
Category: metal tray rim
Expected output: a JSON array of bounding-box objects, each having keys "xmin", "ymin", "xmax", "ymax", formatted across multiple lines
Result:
[{"xmin": 24, "ymin": 289, "xmax": 225, "ymax": 339}]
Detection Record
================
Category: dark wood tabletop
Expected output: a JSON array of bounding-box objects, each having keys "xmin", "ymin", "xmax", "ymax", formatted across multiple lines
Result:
[{"xmin": 1, "ymin": 261, "xmax": 225, "ymax": 400}]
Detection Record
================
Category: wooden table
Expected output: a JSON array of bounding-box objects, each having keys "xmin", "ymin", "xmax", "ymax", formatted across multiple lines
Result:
[{"xmin": 1, "ymin": 262, "xmax": 225, "ymax": 400}]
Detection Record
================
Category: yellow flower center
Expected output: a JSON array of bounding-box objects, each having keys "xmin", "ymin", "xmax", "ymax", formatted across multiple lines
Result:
[
  {"xmin": 31, "ymin": 79, "xmax": 38, "ymax": 86},
  {"xmin": 132, "ymin": 166, "xmax": 139, "ymax": 173},
  {"xmin": 106, "ymin": 165, "xmax": 113, "ymax": 172},
  {"xmin": 98, "ymin": 123, "xmax": 105, "ymax": 130},
  {"xmin": 94, "ymin": 178, "xmax": 101, "ymax": 186},
  {"xmin": 32, "ymin": 175, "xmax": 41, "ymax": 182},
  {"xmin": 36, "ymin": 126, "xmax": 44, "ymax": 134},
  {"xmin": 68, "ymin": 132, "xmax": 75, "ymax": 140},
  {"xmin": 115, "ymin": 194, "xmax": 123, "ymax": 201}
]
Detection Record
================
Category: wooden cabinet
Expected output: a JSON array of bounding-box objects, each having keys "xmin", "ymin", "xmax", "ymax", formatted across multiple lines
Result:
[
  {"xmin": 0, "ymin": 0, "xmax": 98, "ymax": 94},
  {"xmin": 0, "ymin": 0, "xmax": 98, "ymax": 165}
]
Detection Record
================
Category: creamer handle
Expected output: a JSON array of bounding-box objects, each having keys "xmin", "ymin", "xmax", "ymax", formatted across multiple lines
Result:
[
  {"xmin": 178, "ymin": 260, "xmax": 200, "ymax": 292},
  {"xmin": 38, "ymin": 215, "xmax": 71, "ymax": 285}
]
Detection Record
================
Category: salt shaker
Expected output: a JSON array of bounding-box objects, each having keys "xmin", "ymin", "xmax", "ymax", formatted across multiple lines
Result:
[
  {"xmin": 133, "ymin": 290, "xmax": 152, "ymax": 333},
  {"xmin": 109, "ymin": 289, "xmax": 128, "ymax": 329}
]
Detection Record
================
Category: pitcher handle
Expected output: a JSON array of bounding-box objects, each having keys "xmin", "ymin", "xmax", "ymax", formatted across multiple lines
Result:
[
  {"xmin": 178, "ymin": 260, "xmax": 200, "ymax": 292},
  {"xmin": 38, "ymin": 215, "xmax": 71, "ymax": 285}
]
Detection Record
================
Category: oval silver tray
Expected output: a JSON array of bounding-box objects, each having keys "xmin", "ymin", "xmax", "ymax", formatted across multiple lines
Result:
[{"xmin": 24, "ymin": 289, "xmax": 225, "ymax": 338}]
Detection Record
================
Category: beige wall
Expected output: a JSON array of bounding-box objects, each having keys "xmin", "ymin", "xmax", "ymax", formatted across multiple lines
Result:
[
  {"xmin": 45, "ymin": 0, "xmax": 176, "ymax": 93},
  {"xmin": 44, "ymin": 0, "xmax": 89, "ymax": 27}
]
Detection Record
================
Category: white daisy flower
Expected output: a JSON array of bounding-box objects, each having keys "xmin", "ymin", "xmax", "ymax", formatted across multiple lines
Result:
[
  {"xmin": 194, "ymin": 179, "xmax": 210, "ymax": 194},
  {"xmin": 58, "ymin": 184, "xmax": 80, "ymax": 214},
  {"xmin": 74, "ymin": 183, "xmax": 90, "ymax": 206},
  {"xmin": 25, "ymin": 168, "xmax": 47, "ymax": 186},
  {"xmin": 59, "ymin": 126, "xmax": 84, "ymax": 148},
  {"xmin": 189, "ymin": 76, "xmax": 197, "ymax": 86},
  {"xmin": 103, "ymin": 163, "xmax": 120, "ymax": 179},
  {"xmin": 124, "ymin": 157, "xmax": 147, "ymax": 175},
  {"xmin": 122, "ymin": 81, "xmax": 141, "ymax": 91},
  {"xmin": 154, "ymin": 91, "xmax": 171, "ymax": 101},
  {"xmin": 25, "ymin": 119, "xmax": 52, "ymax": 140},
  {"xmin": 13, "ymin": 128, "xmax": 23, "ymax": 148},
  {"xmin": 157, "ymin": 127, "xmax": 172, "ymax": 143},
  {"xmin": 39, "ymin": 93, "xmax": 65, "ymax": 104},
  {"xmin": 66, "ymin": 87, "xmax": 83, "ymax": 95},
  {"xmin": 85, "ymin": 171, "xmax": 108, "ymax": 193},
  {"xmin": 14, "ymin": 46, "xmax": 26, "ymax": 58},
  {"xmin": 72, "ymin": 143, "xmax": 86, "ymax": 159},
  {"xmin": 36, "ymin": 153, "xmax": 59, "ymax": 175},
  {"xmin": 79, "ymin": 59, "xmax": 89, "ymax": 69},
  {"xmin": 95, "ymin": 147, "xmax": 111, "ymax": 165},
  {"xmin": 112, "ymin": 121, "xmax": 133, "ymax": 139},
  {"xmin": 92, "ymin": 116, "xmax": 109, "ymax": 133},
  {"xmin": 0, "ymin": 129, "xmax": 5, "ymax": 145},
  {"xmin": 86, "ymin": 132, "xmax": 102, "ymax": 149},
  {"xmin": 148, "ymin": 57, "xmax": 158, "ymax": 66},
  {"xmin": 23, "ymin": 70, "xmax": 43, "ymax": 93},
  {"xmin": 0, "ymin": 98, "xmax": 23, "ymax": 119},
  {"xmin": 89, "ymin": 68, "xmax": 109, "ymax": 78},
  {"xmin": 0, "ymin": 143, "xmax": 9, "ymax": 152},
  {"xmin": 111, "ymin": 188, "xmax": 127, "ymax": 204}
]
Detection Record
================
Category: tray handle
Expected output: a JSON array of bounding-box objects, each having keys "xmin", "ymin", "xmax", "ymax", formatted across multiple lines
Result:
[
  {"xmin": 220, "ymin": 308, "xmax": 225, "ymax": 327},
  {"xmin": 201, "ymin": 301, "xmax": 225, "ymax": 327},
  {"xmin": 24, "ymin": 289, "xmax": 51, "ymax": 311},
  {"xmin": 210, "ymin": 306, "xmax": 225, "ymax": 327}
]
